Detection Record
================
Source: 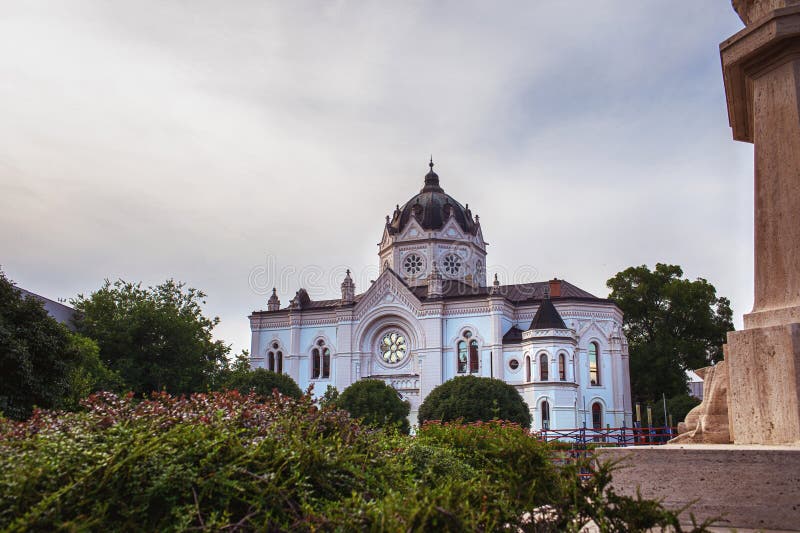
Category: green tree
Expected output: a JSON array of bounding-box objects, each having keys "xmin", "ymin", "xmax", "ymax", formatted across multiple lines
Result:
[
  {"xmin": 336, "ymin": 379, "xmax": 410, "ymax": 434},
  {"xmin": 0, "ymin": 271, "xmax": 77, "ymax": 419},
  {"xmin": 221, "ymin": 368, "xmax": 302, "ymax": 399},
  {"xmin": 72, "ymin": 279, "xmax": 230, "ymax": 395},
  {"xmin": 63, "ymin": 332, "xmax": 123, "ymax": 410},
  {"xmin": 418, "ymin": 376, "xmax": 531, "ymax": 429},
  {"xmin": 607, "ymin": 263, "xmax": 734, "ymax": 404}
]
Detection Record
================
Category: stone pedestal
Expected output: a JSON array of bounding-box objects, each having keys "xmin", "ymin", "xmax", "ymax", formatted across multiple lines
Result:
[
  {"xmin": 726, "ymin": 324, "xmax": 800, "ymax": 444},
  {"xmin": 717, "ymin": 1, "xmax": 800, "ymax": 445},
  {"xmin": 599, "ymin": 445, "xmax": 800, "ymax": 531}
]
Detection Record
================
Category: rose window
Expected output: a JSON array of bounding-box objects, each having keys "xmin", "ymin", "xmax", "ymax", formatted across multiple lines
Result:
[
  {"xmin": 380, "ymin": 331, "xmax": 408, "ymax": 364},
  {"xmin": 442, "ymin": 253, "xmax": 462, "ymax": 276},
  {"xmin": 403, "ymin": 253, "xmax": 424, "ymax": 276}
]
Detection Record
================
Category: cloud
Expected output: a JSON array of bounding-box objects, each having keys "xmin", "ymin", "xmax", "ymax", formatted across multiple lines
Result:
[{"xmin": 0, "ymin": 1, "xmax": 752, "ymax": 352}]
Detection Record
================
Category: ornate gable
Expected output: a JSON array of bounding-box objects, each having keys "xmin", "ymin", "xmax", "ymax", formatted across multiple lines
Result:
[
  {"xmin": 398, "ymin": 217, "xmax": 426, "ymax": 242},
  {"xmin": 438, "ymin": 216, "xmax": 466, "ymax": 240},
  {"xmin": 354, "ymin": 268, "xmax": 422, "ymax": 320}
]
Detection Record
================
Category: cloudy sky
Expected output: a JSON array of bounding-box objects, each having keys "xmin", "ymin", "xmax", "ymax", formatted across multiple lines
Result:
[{"xmin": 1, "ymin": 1, "xmax": 752, "ymax": 354}]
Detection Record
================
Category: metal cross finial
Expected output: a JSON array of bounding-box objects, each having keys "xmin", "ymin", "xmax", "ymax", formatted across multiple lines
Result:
[{"xmin": 429, "ymin": 155, "xmax": 434, "ymax": 169}]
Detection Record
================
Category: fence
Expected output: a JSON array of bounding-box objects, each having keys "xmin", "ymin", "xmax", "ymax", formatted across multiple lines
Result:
[{"xmin": 535, "ymin": 425, "xmax": 677, "ymax": 447}]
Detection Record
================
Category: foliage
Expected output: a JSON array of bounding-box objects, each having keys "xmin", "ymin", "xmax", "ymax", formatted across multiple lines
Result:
[
  {"xmin": 646, "ymin": 394, "xmax": 702, "ymax": 428},
  {"xmin": 63, "ymin": 332, "xmax": 124, "ymax": 410},
  {"xmin": 318, "ymin": 385, "xmax": 340, "ymax": 408},
  {"xmin": 607, "ymin": 264, "xmax": 734, "ymax": 404},
  {"xmin": 418, "ymin": 375, "xmax": 532, "ymax": 429},
  {"xmin": 220, "ymin": 368, "xmax": 302, "ymax": 399},
  {"xmin": 0, "ymin": 394, "xmax": 715, "ymax": 532},
  {"xmin": 72, "ymin": 279, "xmax": 230, "ymax": 395},
  {"xmin": 336, "ymin": 379, "xmax": 410, "ymax": 434},
  {"xmin": 0, "ymin": 271, "xmax": 78, "ymax": 419}
]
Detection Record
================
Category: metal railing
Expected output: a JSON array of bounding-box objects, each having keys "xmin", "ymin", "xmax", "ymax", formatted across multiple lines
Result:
[{"xmin": 535, "ymin": 425, "xmax": 677, "ymax": 447}]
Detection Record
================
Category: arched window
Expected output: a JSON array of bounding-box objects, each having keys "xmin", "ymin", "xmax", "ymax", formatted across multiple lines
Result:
[
  {"xmin": 539, "ymin": 353, "xmax": 549, "ymax": 381},
  {"xmin": 541, "ymin": 399, "xmax": 551, "ymax": 430},
  {"xmin": 267, "ymin": 342, "xmax": 283, "ymax": 373},
  {"xmin": 589, "ymin": 342, "xmax": 600, "ymax": 386},
  {"xmin": 457, "ymin": 331, "xmax": 479, "ymax": 374},
  {"xmin": 469, "ymin": 340, "xmax": 479, "ymax": 373},
  {"xmin": 457, "ymin": 341, "xmax": 468, "ymax": 373},
  {"xmin": 525, "ymin": 355, "xmax": 531, "ymax": 382},
  {"xmin": 558, "ymin": 353, "xmax": 566, "ymax": 381},
  {"xmin": 592, "ymin": 402, "xmax": 603, "ymax": 429},
  {"xmin": 311, "ymin": 339, "xmax": 331, "ymax": 379}
]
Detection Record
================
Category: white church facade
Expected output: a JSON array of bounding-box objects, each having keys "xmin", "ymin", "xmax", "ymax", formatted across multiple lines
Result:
[{"xmin": 249, "ymin": 161, "xmax": 633, "ymax": 431}]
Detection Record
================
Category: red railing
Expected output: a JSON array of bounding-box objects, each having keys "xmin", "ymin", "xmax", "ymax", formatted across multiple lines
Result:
[{"xmin": 535, "ymin": 426, "xmax": 678, "ymax": 447}]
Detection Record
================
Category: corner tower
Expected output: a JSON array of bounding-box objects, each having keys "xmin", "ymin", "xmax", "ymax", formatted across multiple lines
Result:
[{"xmin": 378, "ymin": 159, "xmax": 487, "ymax": 288}]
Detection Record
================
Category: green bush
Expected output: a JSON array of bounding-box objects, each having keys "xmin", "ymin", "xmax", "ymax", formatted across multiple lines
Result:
[
  {"xmin": 0, "ymin": 392, "xmax": 715, "ymax": 532},
  {"xmin": 221, "ymin": 368, "xmax": 302, "ymax": 399},
  {"xmin": 336, "ymin": 379, "xmax": 410, "ymax": 434},
  {"xmin": 418, "ymin": 375, "xmax": 532, "ymax": 429}
]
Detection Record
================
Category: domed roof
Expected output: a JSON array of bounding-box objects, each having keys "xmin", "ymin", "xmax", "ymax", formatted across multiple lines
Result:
[{"xmin": 387, "ymin": 160, "xmax": 477, "ymax": 235}]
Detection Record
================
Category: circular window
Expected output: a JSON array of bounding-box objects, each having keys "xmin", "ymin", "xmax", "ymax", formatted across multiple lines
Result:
[
  {"xmin": 509, "ymin": 359, "xmax": 520, "ymax": 370},
  {"xmin": 403, "ymin": 253, "xmax": 424, "ymax": 277},
  {"xmin": 442, "ymin": 253, "xmax": 462, "ymax": 276},
  {"xmin": 379, "ymin": 331, "xmax": 408, "ymax": 364}
]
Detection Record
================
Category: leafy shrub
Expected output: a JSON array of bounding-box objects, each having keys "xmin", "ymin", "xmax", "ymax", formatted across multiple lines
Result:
[
  {"xmin": 418, "ymin": 375, "xmax": 532, "ymax": 428},
  {"xmin": 221, "ymin": 368, "xmax": 302, "ymax": 399},
  {"xmin": 0, "ymin": 392, "xmax": 714, "ymax": 532},
  {"xmin": 336, "ymin": 379, "xmax": 410, "ymax": 434},
  {"xmin": 0, "ymin": 272, "xmax": 78, "ymax": 419}
]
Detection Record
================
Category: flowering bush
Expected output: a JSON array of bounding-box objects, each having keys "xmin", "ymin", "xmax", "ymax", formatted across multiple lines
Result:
[{"xmin": 0, "ymin": 392, "xmax": 713, "ymax": 532}]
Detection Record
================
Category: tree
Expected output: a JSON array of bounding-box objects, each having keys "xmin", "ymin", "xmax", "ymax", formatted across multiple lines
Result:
[
  {"xmin": 607, "ymin": 263, "xmax": 734, "ymax": 405},
  {"xmin": 336, "ymin": 379, "xmax": 410, "ymax": 434},
  {"xmin": 72, "ymin": 279, "xmax": 230, "ymax": 395},
  {"xmin": 63, "ymin": 332, "xmax": 123, "ymax": 410},
  {"xmin": 221, "ymin": 368, "xmax": 302, "ymax": 399},
  {"xmin": 418, "ymin": 376, "xmax": 531, "ymax": 429},
  {"xmin": 0, "ymin": 271, "xmax": 77, "ymax": 419}
]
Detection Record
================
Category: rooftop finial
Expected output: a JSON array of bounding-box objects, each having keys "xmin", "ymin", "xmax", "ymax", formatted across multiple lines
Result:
[{"xmin": 422, "ymin": 155, "xmax": 443, "ymax": 192}]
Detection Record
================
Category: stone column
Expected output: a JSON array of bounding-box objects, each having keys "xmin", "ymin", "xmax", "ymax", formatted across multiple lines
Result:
[{"xmin": 721, "ymin": 0, "xmax": 800, "ymax": 444}]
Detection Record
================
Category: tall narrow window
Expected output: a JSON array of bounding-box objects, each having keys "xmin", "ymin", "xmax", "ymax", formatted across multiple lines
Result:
[
  {"xmin": 322, "ymin": 347, "xmax": 330, "ymax": 378},
  {"xmin": 558, "ymin": 353, "xmax": 566, "ymax": 381},
  {"xmin": 589, "ymin": 342, "xmax": 600, "ymax": 386},
  {"xmin": 539, "ymin": 354, "xmax": 549, "ymax": 381},
  {"xmin": 268, "ymin": 342, "xmax": 283, "ymax": 373},
  {"xmin": 312, "ymin": 339, "xmax": 330, "ymax": 379},
  {"xmin": 457, "ymin": 341, "xmax": 468, "ymax": 373},
  {"xmin": 541, "ymin": 399, "xmax": 550, "ymax": 430},
  {"xmin": 469, "ymin": 340, "xmax": 479, "ymax": 373},
  {"xmin": 592, "ymin": 402, "xmax": 603, "ymax": 429},
  {"xmin": 312, "ymin": 348, "xmax": 320, "ymax": 379},
  {"xmin": 525, "ymin": 355, "xmax": 531, "ymax": 382}
]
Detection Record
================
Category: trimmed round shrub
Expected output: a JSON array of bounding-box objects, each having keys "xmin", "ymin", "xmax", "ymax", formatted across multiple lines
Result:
[
  {"xmin": 223, "ymin": 369, "xmax": 302, "ymax": 399},
  {"xmin": 336, "ymin": 379, "xmax": 410, "ymax": 434},
  {"xmin": 418, "ymin": 376, "xmax": 531, "ymax": 428}
]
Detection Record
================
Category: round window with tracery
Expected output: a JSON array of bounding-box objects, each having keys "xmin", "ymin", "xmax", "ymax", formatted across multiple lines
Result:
[
  {"xmin": 442, "ymin": 253, "xmax": 462, "ymax": 276},
  {"xmin": 380, "ymin": 331, "xmax": 408, "ymax": 364},
  {"xmin": 403, "ymin": 253, "xmax": 424, "ymax": 277}
]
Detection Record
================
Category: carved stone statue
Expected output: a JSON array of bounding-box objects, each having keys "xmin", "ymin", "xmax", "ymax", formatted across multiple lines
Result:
[{"xmin": 671, "ymin": 361, "xmax": 731, "ymax": 444}]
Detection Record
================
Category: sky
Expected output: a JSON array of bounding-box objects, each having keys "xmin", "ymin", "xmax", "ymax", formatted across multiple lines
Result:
[{"xmin": 0, "ymin": 1, "xmax": 753, "ymax": 355}]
